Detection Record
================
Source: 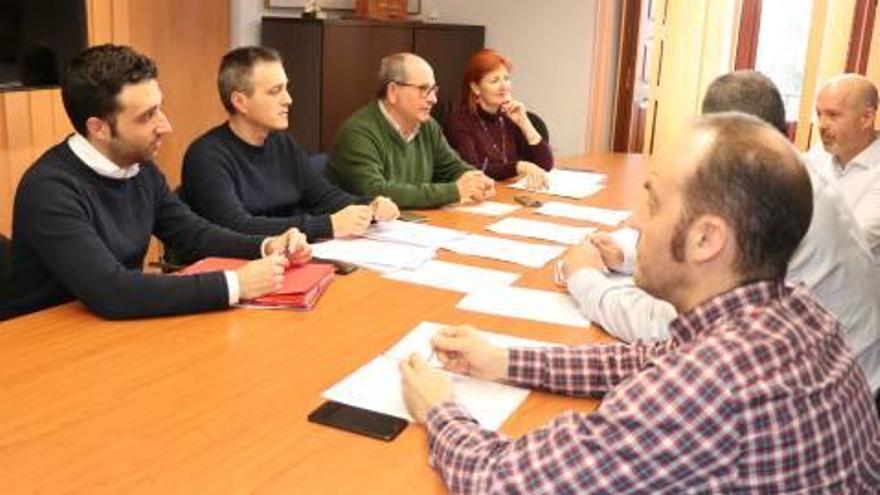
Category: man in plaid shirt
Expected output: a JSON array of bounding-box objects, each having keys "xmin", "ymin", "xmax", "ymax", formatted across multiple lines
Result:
[{"xmin": 400, "ymin": 114, "xmax": 880, "ymax": 493}]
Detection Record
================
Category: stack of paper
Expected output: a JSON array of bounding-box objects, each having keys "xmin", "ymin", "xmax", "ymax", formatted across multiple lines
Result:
[
  {"xmin": 442, "ymin": 234, "xmax": 566, "ymax": 268},
  {"xmin": 509, "ymin": 169, "xmax": 606, "ymax": 199},
  {"xmin": 450, "ymin": 201, "xmax": 521, "ymax": 217},
  {"xmin": 486, "ymin": 217, "xmax": 596, "ymax": 245},
  {"xmin": 311, "ymin": 238, "xmax": 435, "ymax": 272},
  {"xmin": 323, "ymin": 322, "xmax": 556, "ymax": 430},
  {"xmin": 457, "ymin": 286, "xmax": 591, "ymax": 327},
  {"xmin": 383, "ymin": 260, "xmax": 520, "ymax": 293},
  {"xmin": 535, "ymin": 201, "xmax": 632, "ymax": 226},
  {"xmin": 363, "ymin": 220, "xmax": 467, "ymax": 248}
]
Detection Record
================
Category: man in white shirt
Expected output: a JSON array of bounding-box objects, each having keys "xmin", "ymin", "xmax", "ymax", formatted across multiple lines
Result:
[
  {"xmin": 557, "ymin": 71, "xmax": 880, "ymax": 398},
  {"xmin": 805, "ymin": 74, "xmax": 880, "ymax": 264}
]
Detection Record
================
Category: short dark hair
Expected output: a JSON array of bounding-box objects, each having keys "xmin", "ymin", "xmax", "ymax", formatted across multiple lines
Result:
[
  {"xmin": 673, "ymin": 112, "xmax": 813, "ymax": 281},
  {"xmin": 701, "ymin": 71, "xmax": 787, "ymax": 135},
  {"xmin": 61, "ymin": 44, "xmax": 158, "ymax": 136},
  {"xmin": 218, "ymin": 46, "xmax": 282, "ymax": 114}
]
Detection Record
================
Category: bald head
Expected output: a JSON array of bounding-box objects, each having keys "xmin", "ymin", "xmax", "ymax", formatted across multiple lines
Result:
[
  {"xmin": 820, "ymin": 73, "xmax": 878, "ymax": 110},
  {"xmin": 681, "ymin": 112, "xmax": 813, "ymax": 280}
]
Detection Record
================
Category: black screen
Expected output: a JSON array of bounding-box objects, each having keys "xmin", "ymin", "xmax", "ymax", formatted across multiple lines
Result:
[
  {"xmin": 0, "ymin": 0, "xmax": 87, "ymax": 92},
  {"xmin": 308, "ymin": 401, "xmax": 408, "ymax": 441}
]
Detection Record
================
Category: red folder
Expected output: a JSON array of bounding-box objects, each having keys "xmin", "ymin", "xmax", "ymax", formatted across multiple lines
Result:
[{"xmin": 179, "ymin": 258, "xmax": 335, "ymax": 310}]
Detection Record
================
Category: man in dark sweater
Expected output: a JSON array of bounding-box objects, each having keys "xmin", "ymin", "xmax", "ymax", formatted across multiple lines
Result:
[
  {"xmin": 5, "ymin": 45, "xmax": 310, "ymax": 321},
  {"xmin": 180, "ymin": 46, "xmax": 399, "ymax": 241}
]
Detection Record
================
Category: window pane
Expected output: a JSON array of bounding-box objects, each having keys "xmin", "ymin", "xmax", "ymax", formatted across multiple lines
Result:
[{"xmin": 754, "ymin": 0, "xmax": 814, "ymax": 121}]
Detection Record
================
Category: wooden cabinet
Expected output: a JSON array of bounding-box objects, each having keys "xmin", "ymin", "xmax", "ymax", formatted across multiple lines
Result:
[{"xmin": 262, "ymin": 18, "xmax": 484, "ymax": 153}]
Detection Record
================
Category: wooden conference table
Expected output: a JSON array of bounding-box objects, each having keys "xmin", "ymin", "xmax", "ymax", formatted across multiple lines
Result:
[{"xmin": 0, "ymin": 153, "xmax": 648, "ymax": 494}]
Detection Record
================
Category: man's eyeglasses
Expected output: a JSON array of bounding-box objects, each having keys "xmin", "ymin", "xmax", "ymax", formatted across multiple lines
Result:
[{"xmin": 393, "ymin": 81, "xmax": 440, "ymax": 98}]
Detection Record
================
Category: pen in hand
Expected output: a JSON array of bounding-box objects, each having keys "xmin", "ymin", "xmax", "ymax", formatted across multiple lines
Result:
[{"xmin": 428, "ymin": 348, "xmax": 440, "ymax": 368}]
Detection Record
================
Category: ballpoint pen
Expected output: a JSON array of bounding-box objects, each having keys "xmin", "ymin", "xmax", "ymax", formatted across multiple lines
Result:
[{"xmin": 427, "ymin": 348, "xmax": 440, "ymax": 368}]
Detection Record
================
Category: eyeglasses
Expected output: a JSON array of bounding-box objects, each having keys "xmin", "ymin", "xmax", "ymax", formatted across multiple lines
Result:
[{"xmin": 393, "ymin": 81, "xmax": 440, "ymax": 98}]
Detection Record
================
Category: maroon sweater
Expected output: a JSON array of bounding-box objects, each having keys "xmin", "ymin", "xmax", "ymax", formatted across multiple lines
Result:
[{"xmin": 444, "ymin": 105, "xmax": 554, "ymax": 180}]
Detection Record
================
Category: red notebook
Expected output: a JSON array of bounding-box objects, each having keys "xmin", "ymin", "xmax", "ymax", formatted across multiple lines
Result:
[{"xmin": 179, "ymin": 258, "xmax": 335, "ymax": 310}]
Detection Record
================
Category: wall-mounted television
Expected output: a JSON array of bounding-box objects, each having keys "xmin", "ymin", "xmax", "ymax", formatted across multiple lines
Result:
[{"xmin": 0, "ymin": 0, "xmax": 88, "ymax": 92}]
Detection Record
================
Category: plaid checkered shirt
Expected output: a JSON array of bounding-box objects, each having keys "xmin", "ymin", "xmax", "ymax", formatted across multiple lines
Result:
[{"xmin": 426, "ymin": 281, "xmax": 880, "ymax": 493}]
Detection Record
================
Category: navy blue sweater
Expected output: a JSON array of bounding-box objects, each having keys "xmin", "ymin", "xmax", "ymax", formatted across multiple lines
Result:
[
  {"xmin": 181, "ymin": 124, "xmax": 370, "ymax": 241},
  {"xmin": 7, "ymin": 141, "xmax": 263, "ymax": 320}
]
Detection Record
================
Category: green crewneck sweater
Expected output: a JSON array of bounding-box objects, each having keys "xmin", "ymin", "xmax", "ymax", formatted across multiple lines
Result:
[{"xmin": 328, "ymin": 101, "xmax": 473, "ymax": 208}]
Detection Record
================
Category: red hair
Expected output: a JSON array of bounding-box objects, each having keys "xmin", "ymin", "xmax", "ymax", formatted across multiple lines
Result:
[{"xmin": 459, "ymin": 49, "xmax": 513, "ymax": 112}]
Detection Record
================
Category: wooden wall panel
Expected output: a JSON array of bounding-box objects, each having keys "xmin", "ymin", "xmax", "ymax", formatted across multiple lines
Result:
[
  {"xmin": 0, "ymin": 0, "xmax": 228, "ymax": 237},
  {"xmin": 128, "ymin": 0, "xmax": 230, "ymax": 187},
  {"xmin": 0, "ymin": 90, "xmax": 72, "ymax": 236}
]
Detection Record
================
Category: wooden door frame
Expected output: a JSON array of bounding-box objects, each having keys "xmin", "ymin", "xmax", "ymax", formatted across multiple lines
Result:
[
  {"xmin": 611, "ymin": 0, "xmax": 644, "ymax": 152},
  {"xmin": 846, "ymin": 0, "xmax": 877, "ymax": 74}
]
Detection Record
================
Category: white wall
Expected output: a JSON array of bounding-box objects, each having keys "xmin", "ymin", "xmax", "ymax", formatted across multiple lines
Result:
[
  {"xmin": 422, "ymin": 0, "xmax": 598, "ymax": 156},
  {"xmin": 230, "ymin": 0, "xmax": 602, "ymax": 156}
]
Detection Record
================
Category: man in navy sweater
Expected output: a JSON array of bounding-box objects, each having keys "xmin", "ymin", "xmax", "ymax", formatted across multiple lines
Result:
[
  {"xmin": 5, "ymin": 45, "xmax": 310, "ymax": 320},
  {"xmin": 180, "ymin": 46, "xmax": 399, "ymax": 242}
]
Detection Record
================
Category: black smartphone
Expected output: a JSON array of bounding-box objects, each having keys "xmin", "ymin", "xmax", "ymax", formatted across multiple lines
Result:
[
  {"xmin": 308, "ymin": 401, "xmax": 408, "ymax": 441},
  {"xmin": 399, "ymin": 211, "xmax": 427, "ymax": 223},
  {"xmin": 312, "ymin": 257, "xmax": 359, "ymax": 275},
  {"xmin": 513, "ymin": 194, "xmax": 543, "ymax": 207}
]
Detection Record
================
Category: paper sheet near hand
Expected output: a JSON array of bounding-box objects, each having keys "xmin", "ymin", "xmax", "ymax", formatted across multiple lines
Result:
[
  {"xmin": 311, "ymin": 238, "xmax": 435, "ymax": 272},
  {"xmin": 442, "ymin": 234, "xmax": 566, "ymax": 268},
  {"xmin": 486, "ymin": 217, "xmax": 596, "ymax": 245},
  {"xmin": 457, "ymin": 286, "xmax": 591, "ymax": 327},
  {"xmin": 363, "ymin": 220, "xmax": 467, "ymax": 248},
  {"xmin": 323, "ymin": 322, "xmax": 557, "ymax": 430},
  {"xmin": 509, "ymin": 169, "xmax": 606, "ymax": 199},
  {"xmin": 449, "ymin": 201, "xmax": 521, "ymax": 217},
  {"xmin": 535, "ymin": 201, "xmax": 632, "ymax": 226},
  {"xmin": 383, "ymin": 260, "xmax": 520, "ymax": 293}
]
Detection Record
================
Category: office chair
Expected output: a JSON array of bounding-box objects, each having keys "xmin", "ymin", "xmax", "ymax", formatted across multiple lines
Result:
[
  {"xmin": 431, "ymin": 100, "xmax": 456, "ymax": 132},
  {"xmin": 0, "ymin": 233, "xmax": 11, "ymax": 301},
  {"xmin": 526, "ymin": 111, "xmax": 550, "ymax": 142},
  {"xmin": 308, "ymin": 153, "xmax": 329, "ymax": 176}
]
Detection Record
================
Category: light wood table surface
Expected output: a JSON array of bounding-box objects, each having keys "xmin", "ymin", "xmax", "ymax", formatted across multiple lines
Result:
[{"xmin": 0, "ymin": 153, "xmax": 647, "ymax": 494}]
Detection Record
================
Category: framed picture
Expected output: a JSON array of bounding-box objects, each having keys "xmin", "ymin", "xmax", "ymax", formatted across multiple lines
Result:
[{"xmin": 267, "ymin": 0, "xmax": 420, "ymax": 14}]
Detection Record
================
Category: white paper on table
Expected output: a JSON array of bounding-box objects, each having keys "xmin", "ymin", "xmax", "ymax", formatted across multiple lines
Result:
[
  {"xmin": 385, "ymin": 321, "xmax": 553, "ymax": 362},
  {"xmin": 311, "ymin": 238, "xmax": 434, "ymax": 271},
  {"xmin": 323, "ymin": 321, "xmax": 555, "ymax": 430},
  {"xmin": 457, "ymin": 286, "xmax": 591, "ymax": 328},
  {"xmin": 450, "ymin": 201, "xmax": 521, "ymax": 217},
  {"xmin": 535, "ymin": 201, "xmax": 632, "ymax": 226},
  {"xmin": 363, "ymin": 220, "xmax": 467, "ymax": 248},
  {"xmin": 383, "ymin": 260, "xmax": 520, "ymax": 293},
  {"xmin": 509, "ymin": 169, "xmax": 607, "ymax": 199},
  {"xmin": 442, "ymin": 234, "xmax": 566, "ymax": 268},
  {"xmin": 486, "ymin": 217, "xmax": 596, "ymax": 245}
]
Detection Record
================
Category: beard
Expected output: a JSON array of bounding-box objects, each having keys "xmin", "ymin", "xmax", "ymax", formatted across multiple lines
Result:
[{"xmin": 633, "ymin": 216, "xmax": 691, "ymax": 306}]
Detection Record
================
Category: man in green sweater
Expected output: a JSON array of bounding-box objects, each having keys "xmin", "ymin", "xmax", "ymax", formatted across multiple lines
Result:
[{"xmin": 328, "ymin": 53, "xmax": 495, "ymax": 209}]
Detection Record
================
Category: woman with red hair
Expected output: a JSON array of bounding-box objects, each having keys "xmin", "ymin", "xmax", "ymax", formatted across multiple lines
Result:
[{"xmin": 445, "ymin": 49, "xmax": 553, "ymax": 189}]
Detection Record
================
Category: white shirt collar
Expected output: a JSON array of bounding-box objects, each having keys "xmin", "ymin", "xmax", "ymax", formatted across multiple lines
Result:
[
  {"xmin": 67, "ymin": 133, "xmax": 140, "ymax": 180},
  {"xmin": 377, "ymin": 100, "xmax": 419, "ymax": 143},
  {"xmin": 831, "ymin": 131, "xmax": 880, "ymax": 173}
]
